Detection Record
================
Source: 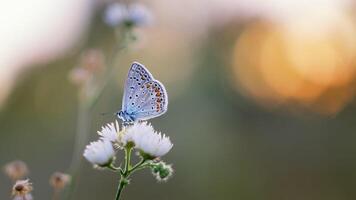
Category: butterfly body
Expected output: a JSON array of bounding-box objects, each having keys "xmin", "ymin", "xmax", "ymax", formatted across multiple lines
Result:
[
  {"xmin": 117, "ymin": 62, "xmax": 168, "ymax": 124},
  {"xmin": 117, "ymin": 110, "xmax": 136, "ymax": 123}
]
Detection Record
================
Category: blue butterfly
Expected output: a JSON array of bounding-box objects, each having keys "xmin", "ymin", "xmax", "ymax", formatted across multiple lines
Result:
[{"xmin": 117, "ymin": 62, "xmax": 168, "ymax": 124}]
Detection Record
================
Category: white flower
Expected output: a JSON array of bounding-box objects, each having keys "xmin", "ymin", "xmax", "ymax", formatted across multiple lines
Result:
[
  {"xmin": 98, "ymin": 121, "xmax": 120, "ymax": 143},
  {"xmin": 103, "ymin": 3, "xmax": 127, "ymax": 27},
  {"xmin": 127, "ymin": 4, "xmax": 153, "ymax": 26},
  {"xmin": 103, "ymin": 3, "xmax": 152, "ymax": 27},
  {"xmin": 83, "ymin": 140, "xmax": 115, "ymax": 166},
  {"xmin": 122, "ymin": 122, "xmax": 173, "ymax": 158}
]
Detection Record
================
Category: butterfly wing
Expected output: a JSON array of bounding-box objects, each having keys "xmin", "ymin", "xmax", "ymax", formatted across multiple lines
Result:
[
  {"xmin": 131, "ymin": 80, "xmax": 168, "ymax": 121},
  {"xmin": 122, "ymin": 62, "xmax": 154, "ymax": 113}
]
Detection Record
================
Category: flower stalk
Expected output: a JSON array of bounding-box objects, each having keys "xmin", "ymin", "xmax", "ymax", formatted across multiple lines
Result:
[
  {"xmin": 114, "ymin": 146, "xmax": 148, "ymax": 200},
  {"xmin": 66, "ymin": 26, "xmax": 134, "ymax": 200},
  {"xmin": 115, "ymin": 146, "xmax": 131, "ymax": 200}
]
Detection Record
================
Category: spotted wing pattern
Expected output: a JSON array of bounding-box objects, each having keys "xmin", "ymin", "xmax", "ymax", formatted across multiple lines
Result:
[
  {"xmin": 122, "ymin": 62, "xmax": 153, "ymax": 112},
  {"xmin": 132, "ymin": 80, "xmax": 168, "ymax": 120},
  {"xmin": 122, "ymin": 62, "xmax": 168, "ymax": 121}
]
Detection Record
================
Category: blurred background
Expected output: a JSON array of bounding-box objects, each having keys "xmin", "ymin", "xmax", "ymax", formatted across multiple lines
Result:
[{"xmin": 1, "ymin": 0, "xmax": 356, "ymax": 199}]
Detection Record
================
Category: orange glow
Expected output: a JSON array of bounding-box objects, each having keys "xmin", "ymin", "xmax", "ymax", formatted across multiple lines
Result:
[
  {"xmin": 231, "ymin": 16, "xmax": 356, "ymax": 114},
  {"xmin": 232, "ymin": 23, "xmax": 283, "ymax": 106},
  {"xmin": 259, "ymin": 29, "xmax": 305, "ymax": 100},
  {"xmin": 284, "ymin": 13, "xmax": 356, "ymax": 86}
]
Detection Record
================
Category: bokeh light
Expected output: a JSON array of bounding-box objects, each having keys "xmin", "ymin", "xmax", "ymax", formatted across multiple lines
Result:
[
  {"xmin": 232, "ymin": 8, "xmax": 356, "ymax": 114},
  {"xmin": 0, "ymin": 0, "xmax": 92, "ymax": 107}
]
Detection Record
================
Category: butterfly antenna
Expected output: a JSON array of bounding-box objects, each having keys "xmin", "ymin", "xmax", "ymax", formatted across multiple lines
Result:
[
  {"xmin": 100, "ymin": 112, "xmax": 109, "ymax": 116},
  {"xmin": 100, "ymin": 112, "xmax": 117, "ymax": 117}
]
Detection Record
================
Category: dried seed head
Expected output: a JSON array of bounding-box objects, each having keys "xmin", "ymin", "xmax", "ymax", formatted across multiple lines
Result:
[
  {"xmin": 68, "ymin": 67, "xmax": 92, "ymax": 86},
  {"xmin": 49, "ymin": 172, "xmax": 71, "ymax": 190},
  {"xmin": 12, "ymin": 179, "xmax": 33, "ymax": 197},
  {"xmin": 4, "ymin": 160, "xmax": 29, "ymax": 181},
  {"xmin": 69, "ymin": 49, "xmax": 105, "ymax": 88},
  {"xmin": 79, "ymin": 49, "xmax": 105, "ymax": 73}
]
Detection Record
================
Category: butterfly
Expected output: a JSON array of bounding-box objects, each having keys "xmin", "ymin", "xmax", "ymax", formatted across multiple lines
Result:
[{"xmin": 117, "ymin": 62, "xmax": 168, "ymax": 124}]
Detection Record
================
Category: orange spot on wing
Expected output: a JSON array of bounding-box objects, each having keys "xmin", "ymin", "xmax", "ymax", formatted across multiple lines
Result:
[{"xmin": 155, "ymin": 92, "xmax": 162, "ymax": 97}]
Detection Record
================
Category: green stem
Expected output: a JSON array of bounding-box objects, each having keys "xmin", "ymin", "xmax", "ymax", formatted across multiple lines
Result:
[
  {"xmin": 133, "ymin": 162, "xmax": 152, "ymax": 171},
  {"xmin": 65, "ymin": 100, "xmax": 91, "ymax": 200},
  {"xmin": 87, "ymin": 27, "xmax": 133, "ymax": 109},
  {"xmin": 115, "ymin": 147, "xmax": 131, "ymax": 200},
  {"xmin": 107, "ymin": 164, "xmax": 120, "ymax": 172},
  {"xmin": 114, "ymin": 147, "xmax": 148, "ymax": 200},
  {"xmin": 128, "ymin": 159, "xmax": 146, "ymax": 174},
  {"xmin": 113, "ymin": 151, "xmax": 151, "ymax": 200},
  {"xmin": 52, "ymin": 189, "xmax": 60, "ymax": 200},
  {"xmin": 69, "ymin": 101, "xmax": 90, "ymax": 173},
  {"xmin": 124, "ymin": 147, "xmax": 132, "ymax": 173},
  {"xmin": 115, "ymin": 177, "xmax": 127, "ymax": 200}
]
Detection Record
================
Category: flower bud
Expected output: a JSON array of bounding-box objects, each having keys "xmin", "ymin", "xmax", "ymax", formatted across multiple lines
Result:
[{"xmin": 151, "ymin": 161, "xmax": 173, "ymax": 181}]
